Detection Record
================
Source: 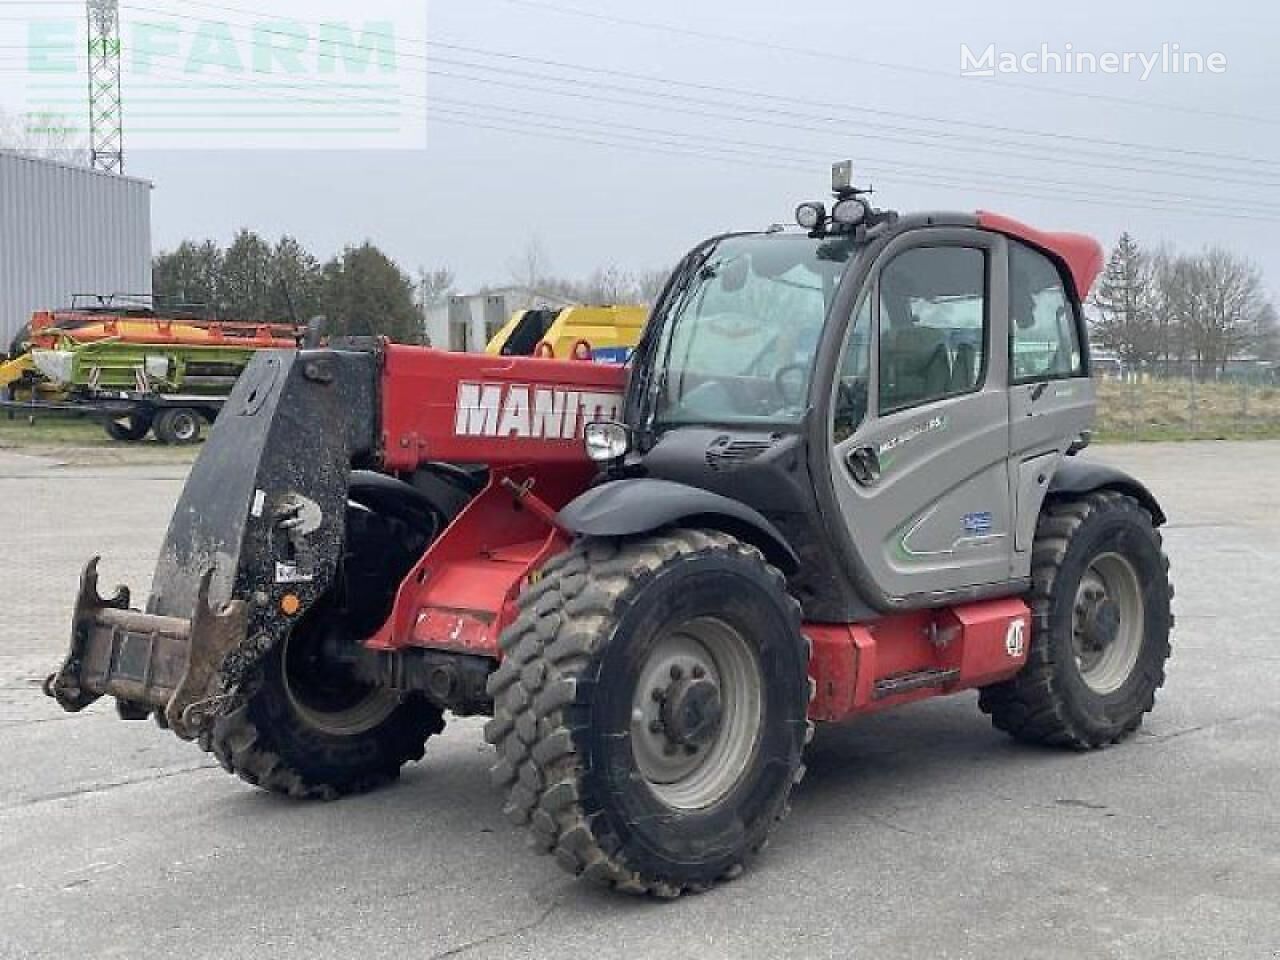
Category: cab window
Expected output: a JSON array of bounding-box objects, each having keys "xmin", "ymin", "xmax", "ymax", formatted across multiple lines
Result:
[
  {"xmin": 878, "ymin": 247, "xmax": 987, "ymax": 414},
  {"xmin": 1009, "ymin": 243, "xmax": 1083, "ymax": 382}
]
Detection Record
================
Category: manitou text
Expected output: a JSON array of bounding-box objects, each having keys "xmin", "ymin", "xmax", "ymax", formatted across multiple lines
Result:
[{"xmin": 454, "ymin": 382, "xmax": 624, "ymax": 440}]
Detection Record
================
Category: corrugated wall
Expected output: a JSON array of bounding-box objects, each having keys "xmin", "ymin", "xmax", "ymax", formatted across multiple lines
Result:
[{"xmin": 0, "ymin": 151, "xmax": 152, "ymax": 351}]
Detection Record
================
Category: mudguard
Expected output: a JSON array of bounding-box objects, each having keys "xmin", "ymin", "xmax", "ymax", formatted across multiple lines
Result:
[
  {"xmin": 1047, "ymin": 458, "xmax": 1166, "ymax": 526},
  {"xmin": 558, "ymin": 478, "xmax": 801, "ymax": 573}
]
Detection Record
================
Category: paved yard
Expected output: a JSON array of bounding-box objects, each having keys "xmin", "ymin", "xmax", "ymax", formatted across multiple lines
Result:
[{"xmin": 1, "ymin": 442, "xmax": 1277, "ymax": 959}]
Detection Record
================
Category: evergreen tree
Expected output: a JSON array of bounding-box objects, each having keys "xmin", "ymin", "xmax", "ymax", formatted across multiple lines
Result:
[
  {"xmin": 1092, "ymin": 233, "xmax": 1158, "ymax": 366},
  {"xmin": 267, "ymin": 235, "xmax": 324, "ymax": 323},
  {"xmin": 218, "ymin": 230, "xmax": 275, "ymax": 321},
  {"xmin": 152, "ymin": 240, "xmax": 223, "ymax": 316},
  {"xmin": 322, "ymin": 243, "xmax": 423, "ymax": 343}
]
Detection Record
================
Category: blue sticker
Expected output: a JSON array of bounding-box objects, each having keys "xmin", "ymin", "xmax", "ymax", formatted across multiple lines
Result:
[
  {"xmin": 963, "ymin": 512, "xmax": 994, "ymax": 536},
  {"xmin": 591, "ymin": 347, "xmax": 634, "ymax": 365}
]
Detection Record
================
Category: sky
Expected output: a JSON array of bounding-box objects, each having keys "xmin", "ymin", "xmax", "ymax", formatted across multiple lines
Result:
[{"xmin": 2, "ymin": 0, "xmax": 1278, "ymax": 296}]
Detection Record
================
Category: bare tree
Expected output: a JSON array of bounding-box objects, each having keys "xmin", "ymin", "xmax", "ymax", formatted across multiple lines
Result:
[
  {"xmin": 580, "ymin": 265, "xmax": 638, "ymax": 304},
  {"xmin": 417, "ymin": 267, "xmax": 456, "ymax": 308},
  {"xmin": 1150, "ymin": 247, "xmax": 1193, "ymax": 371},
  {"xmin": 1152, "ymin": 246, "xmax": 1273, "ymax": 376},
  {"xmin": 1190, "ymin": 247, "xmax": 1269, "ymax": 375},
  {"xmin": 0, "ymin": 108, "xmax": 89, "ymax": 165},
  {"xmin": 1254, "ymin": 301, "xmax": 1280, "ymax": 363},
  {"xmin": 507, "ymin": 237, "xmax": 552, "ymax": 308},
  {"xmin": 636, "ymin": 267, "xmax": 672, "ymax": 305}
]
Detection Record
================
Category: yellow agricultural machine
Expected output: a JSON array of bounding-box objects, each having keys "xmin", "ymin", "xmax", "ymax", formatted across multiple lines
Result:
[{"xmin": 486, "ymin": 304, "xmax": 647, "ymax": 363}]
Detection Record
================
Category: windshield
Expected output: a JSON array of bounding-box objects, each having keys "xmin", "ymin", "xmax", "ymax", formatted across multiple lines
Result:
[{"xmin": 651, "ymin": 233, "xmax": 856, "ymax": 426}]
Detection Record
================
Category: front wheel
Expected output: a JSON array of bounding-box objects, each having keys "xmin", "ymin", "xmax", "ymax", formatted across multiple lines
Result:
[
  {"xmin": 205, "ymin": 499, "xmax": 446, "ymax": 798},
  {"xmin": 206, "ymin": 618, "xmax": 444, "ymax": 799},
  {"xmin": 980, "ymin": 490, "xmax": 1173, "ymax": 748},
  {"xmin": 484, "ymin": 530, "xmax": 811, "ymax": 897}
]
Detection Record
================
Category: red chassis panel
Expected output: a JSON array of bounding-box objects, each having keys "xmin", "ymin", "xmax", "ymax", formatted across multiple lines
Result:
[
  {"xmin": 806, "ymin": 597, "xmax": 1030, "ymax": 722},
  {"xmin": 379, "ymin": 344, "xmax": 627, "ymax": 472},
  {"xmin": 369, "ymin": 346, "xmax": 1032, "ymax": 722},
  {"xmin": 368, "ymin": 346, "xmax": 625, "ymax": 655}
]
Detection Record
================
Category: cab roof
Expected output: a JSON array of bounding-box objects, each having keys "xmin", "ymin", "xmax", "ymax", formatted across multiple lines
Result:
[
  {"xmin": 861, "ymin": 209, "xmax": 1104, "ymax": 300},
  {"xmin": 976, "ymin": 211, "xmax": 1105, "ymax": 299}
]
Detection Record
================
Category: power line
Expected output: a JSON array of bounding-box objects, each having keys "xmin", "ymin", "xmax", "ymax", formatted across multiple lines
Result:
[
  {"xmin": 3, "ymin": 26, "xmax": 1277, "ymax": 195},
  {"xmin": 425, "ymin": 41, "xmax": 1280, "ymax": 174},
  {"xmin": 12, "ymin": 40, "xmax": 1275, "ymax": 193},
  {"xmin": 423, "ymin": 54, "xmax": 1280, "ymax": 188},
  {"xmin": 13, "ymin": 43, "xmax": 1279, "ymax": 223},
  {"xmin": 11, "ymin": 45, "xmax": 1280, "ymax": 203},
  {"xmin": 496, "ymin": 0, "xmax": 1280, "ymax": 129},
  {"xmin": 104, "ymin": 1, "xmax": 1280, "ymax": 175},
  {"xmin": 9, "ymin": 5, "xmax": 1278, "ymax": 214},
  {"xmin": 18, "ymin": 0, "xmax": 1265, "ymax": 193},
  {"xmin": 425, "ymin": 95, "xmax": 1280, "ymax": 218},
  {"xmin": 16, "ymin": 51, "xmax": 1276, "ymax": 216},
  {"xmin": 427, "ymin": 110, "xmax": 1280, "ymax": 224},
  {"xmin": 422, "ymin": 63, "xmax": 1280, "ymax": 191}
]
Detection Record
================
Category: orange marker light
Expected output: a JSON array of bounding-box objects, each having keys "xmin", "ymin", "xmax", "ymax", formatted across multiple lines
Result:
[{"xmin": 280, "ymin": 594, "xmax": 302, "ymax": 616}]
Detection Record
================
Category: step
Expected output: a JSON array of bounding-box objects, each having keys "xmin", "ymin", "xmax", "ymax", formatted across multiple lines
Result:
[{"xmin": 872, "ymin": 667, "xmax": 961, "ymax": 700}]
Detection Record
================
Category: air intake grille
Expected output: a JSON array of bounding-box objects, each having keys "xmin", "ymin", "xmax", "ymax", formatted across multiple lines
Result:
[{"xmin": 705, "ymin": 437, "xmax": 776, "ymax": 471}]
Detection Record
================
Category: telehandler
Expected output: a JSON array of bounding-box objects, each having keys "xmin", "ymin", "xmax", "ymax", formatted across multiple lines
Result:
[{"xmin": 46, "ymin": 165, "xmax": 1172, "ymax": 897}]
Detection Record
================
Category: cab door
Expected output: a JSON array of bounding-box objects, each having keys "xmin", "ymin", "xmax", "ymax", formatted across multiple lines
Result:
[
  {"xmin": 829, "ymin": 228, "xmax": 1015, "ymax": 603},
  {"xmin": 1005, "ymin": 241, "xmax": 1096, "ymax": 566}
]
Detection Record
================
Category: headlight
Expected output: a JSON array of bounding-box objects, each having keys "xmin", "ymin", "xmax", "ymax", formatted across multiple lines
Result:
[
  {"xmin": 585, "ymin": 421, "xmax": 630, "ymax": 462},
  {"xmin": 795, "ymin": 201, "xmax": 826, "ymax": 231},
  {"xmin": 831, "ymin": 197, "xmax": 868, "ymax": 226}
]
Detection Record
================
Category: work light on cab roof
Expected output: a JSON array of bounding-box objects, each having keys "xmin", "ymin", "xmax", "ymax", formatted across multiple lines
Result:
[{"xmin": 795, "ymin": 160, "xmax": 891, "ymax": 236}]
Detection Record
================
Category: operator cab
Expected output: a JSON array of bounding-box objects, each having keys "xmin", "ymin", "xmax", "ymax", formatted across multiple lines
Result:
[{"xmin": 583, "ymin": 163, "xmax": 1099, "ymax": 623}]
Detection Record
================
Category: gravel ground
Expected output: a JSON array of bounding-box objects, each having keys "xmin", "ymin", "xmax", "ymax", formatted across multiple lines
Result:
[{"xmin": 1, "ymin": 442, "xmax": 1277, "ymax": 960}]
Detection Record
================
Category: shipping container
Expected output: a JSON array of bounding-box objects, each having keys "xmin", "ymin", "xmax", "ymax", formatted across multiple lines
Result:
[{"xmin": 0, "ymin": 151, "xmax": 152, "ymax": 354}]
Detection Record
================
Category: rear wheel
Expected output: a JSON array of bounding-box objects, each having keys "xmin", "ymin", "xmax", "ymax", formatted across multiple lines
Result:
[
  {"xmin": 484, "ymin": 529, "xmax": 811, "ymax": 896},
  {"xmin": 103, "ymin": 413, "xmax": 152, "ymax": 442},
  {"xmin": 979, "ymin": 491, "xmax": 1173, "ymax": 748},
  {"xmin": 154, "ymin": 407, "xmax": 203, "ymax": 445}
]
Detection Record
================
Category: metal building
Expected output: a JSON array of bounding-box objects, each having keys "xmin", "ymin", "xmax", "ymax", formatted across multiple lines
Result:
[{"xmin": 0, "ymin": 151, "xmax": 152, "ymax": 353}]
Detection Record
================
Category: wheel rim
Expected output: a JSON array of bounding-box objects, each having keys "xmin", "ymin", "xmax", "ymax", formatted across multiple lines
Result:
[
  {"xmin": 630, "ymin": 615, "xmax": 763, "ymax": 810},
  {"xmin": 171, "ymin": 413, "xmax": 198, "ymax": 442},
  {"xmin": 280, "ymin": 628, "xmax": 401, "ymax": 736},
  {"xmin": 1072, "ymin": 552, "xmax": 1145, "ymax": 695}
]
